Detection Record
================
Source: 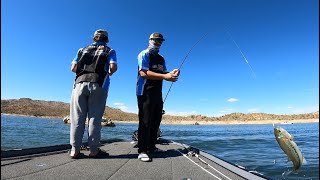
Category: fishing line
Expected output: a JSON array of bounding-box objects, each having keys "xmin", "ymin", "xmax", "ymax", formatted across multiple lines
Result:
[
  {"xmin": 163, "ymin": 32, "xmax": 209, "ymax": 107},
  {"xmin": 226, "ymin": 31, "xmax": 256, "ymax": 79}
]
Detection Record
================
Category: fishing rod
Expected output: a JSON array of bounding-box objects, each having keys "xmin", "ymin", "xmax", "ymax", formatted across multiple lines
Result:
[
  {"xmin": 226, "ymin": 31, "xmax": 256, "ymax": 79},
  {"xmin": 162, "ymin": 32, "xmax": 208, "ymax": 114}
]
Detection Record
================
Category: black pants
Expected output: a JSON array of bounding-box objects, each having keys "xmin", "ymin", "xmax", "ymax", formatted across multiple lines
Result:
[{"xmin": 137, "ymin": 91, "xmax": 163, "ymax": 153}]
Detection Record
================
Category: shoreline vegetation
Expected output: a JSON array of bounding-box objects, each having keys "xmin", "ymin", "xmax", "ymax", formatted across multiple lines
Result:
[{"xmin": 1, "ymin": 98, "xmax": 319, "ymax": 125}]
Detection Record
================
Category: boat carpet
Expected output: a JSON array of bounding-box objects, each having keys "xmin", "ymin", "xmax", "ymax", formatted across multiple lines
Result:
[{"xmin": 1, "ymin": 138, "xmax": 269, "ymax": 180}]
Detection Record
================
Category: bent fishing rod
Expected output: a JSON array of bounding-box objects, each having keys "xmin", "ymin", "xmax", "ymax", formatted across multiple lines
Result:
[{"xmin": 162, "ymin": 32, "xmax": 208, "ymax": 114}]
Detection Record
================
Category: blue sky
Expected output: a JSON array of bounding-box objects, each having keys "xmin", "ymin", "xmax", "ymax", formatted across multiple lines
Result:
[{"xmin": 2, "ymin": 0, "xmax": 319, "ymax": 117}]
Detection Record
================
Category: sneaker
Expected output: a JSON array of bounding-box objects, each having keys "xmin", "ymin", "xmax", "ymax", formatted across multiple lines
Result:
[{"xmin": 138, "ymin": 153, "xmax": 151, "ymax": 162}]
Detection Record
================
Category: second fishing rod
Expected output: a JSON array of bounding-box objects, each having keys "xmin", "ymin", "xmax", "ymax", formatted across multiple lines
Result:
[{"xmin": 162, "ymin": 32, "xmax": 209, "ymax": 115}]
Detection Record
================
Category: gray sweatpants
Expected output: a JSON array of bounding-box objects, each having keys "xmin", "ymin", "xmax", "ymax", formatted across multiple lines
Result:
[{"xmin": 70, "ymin": 82, "xmax": 108, "ymax": 153}]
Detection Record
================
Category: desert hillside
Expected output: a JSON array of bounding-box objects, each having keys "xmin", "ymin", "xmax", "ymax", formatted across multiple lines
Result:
[{"xmin": 1, "ymin": 98, "xmax": 137, "ymax": 121}]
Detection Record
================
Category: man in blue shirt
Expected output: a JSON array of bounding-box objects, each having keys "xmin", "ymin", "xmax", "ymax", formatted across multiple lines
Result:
[
  {"xmin": 136, "ymin": 32, "xmax": 180, "ymax": 162},
  {"xmin": 69, "ymin": 29, "xmax": 117, "ymax": 159}
]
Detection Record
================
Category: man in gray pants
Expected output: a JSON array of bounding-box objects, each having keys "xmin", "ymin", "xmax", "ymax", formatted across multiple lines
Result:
[{"xmin": 69, "ymin": 29, "xmax": 117, "ymax": 159}]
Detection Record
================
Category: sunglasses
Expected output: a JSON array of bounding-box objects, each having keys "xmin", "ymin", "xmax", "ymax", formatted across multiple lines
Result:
[{"xmin": 152, "ymin": 38, "xmax": 164, "ymax": 43}]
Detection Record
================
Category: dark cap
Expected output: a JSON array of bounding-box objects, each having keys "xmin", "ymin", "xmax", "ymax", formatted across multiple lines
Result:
[
  {"xmin": 94, "ymin": 29, "xmax": 108, "ymax": 37},
  {"xmin": 93, "ymin": 29, "xmax": 109, "ymax": 42},
  {"xmin": 149, "ymin": 32, "xmax": 165, "ymax": 41}
]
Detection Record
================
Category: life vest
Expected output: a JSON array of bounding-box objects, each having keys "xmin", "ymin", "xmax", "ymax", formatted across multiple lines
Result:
[
  {"xmin": 144, "ymin": 51, "xmax": 165, "ymax": 91},
  {"xmin": 75, "ymin": 44, "xmax": 111, "ymax": 86}
]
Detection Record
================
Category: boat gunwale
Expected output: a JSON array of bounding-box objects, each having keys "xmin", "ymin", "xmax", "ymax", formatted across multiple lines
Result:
[{"xmin": 1, "ymin": 138, "xmax": 125, "ymax": 159}]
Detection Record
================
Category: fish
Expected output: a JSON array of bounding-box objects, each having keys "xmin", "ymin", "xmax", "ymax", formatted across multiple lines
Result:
[{"xmin": 274, "ymin": 126, "xmax": 306, "ymax": 174}]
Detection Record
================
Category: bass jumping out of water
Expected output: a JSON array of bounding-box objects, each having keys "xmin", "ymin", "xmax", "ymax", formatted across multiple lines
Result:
[{"xmin": 274, "ymin": 126, "xmax": 307, "ymax": 175}]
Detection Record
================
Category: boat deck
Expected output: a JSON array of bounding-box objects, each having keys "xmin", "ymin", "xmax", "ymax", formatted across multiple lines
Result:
[{"xmin": 1, "ymin": 138, "xmax": 270, "ymax": 180}]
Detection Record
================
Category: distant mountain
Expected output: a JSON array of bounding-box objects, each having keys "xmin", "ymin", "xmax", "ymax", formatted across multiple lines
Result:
[
  {"xmin": 1, "ymin": 98, "xmax": 137, "ymax": 122},
  {"xmin": 1, "ymin": 98, "xmax": 319, "ymax": 122}
]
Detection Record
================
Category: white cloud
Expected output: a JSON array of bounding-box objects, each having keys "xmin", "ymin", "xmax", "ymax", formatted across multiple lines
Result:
[
  {"xmin": 112, "ymin": 102, "xmax": 135, "ymax": 113},
  {"xmin": 227, "ymin": 98, "xmax": 238, "ymax": 102},
  {"xmin": 248, "ymin": 108, "xmax": 259, "ymax": 113},
  {"xmin": 287, "ymin": 106, "xmax": 294, "ymax": 109},
  {"xmin": 113, "ymin": 102, "xmax": 124, "ymax": 106}
]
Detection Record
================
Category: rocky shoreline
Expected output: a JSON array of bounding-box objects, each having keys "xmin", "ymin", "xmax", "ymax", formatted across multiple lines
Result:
[
  {"xmin": 2, "ymin": 113, "xmax": 318, "ymax": 125},
  {"xmin": 114, "ymin": 118, "xmax": 319, "ymax": 125}
]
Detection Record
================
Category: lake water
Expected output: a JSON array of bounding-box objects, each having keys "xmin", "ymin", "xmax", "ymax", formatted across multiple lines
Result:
[{"xmin": 1, "ymin": 115, "xmax": 319, "ymax": 180}]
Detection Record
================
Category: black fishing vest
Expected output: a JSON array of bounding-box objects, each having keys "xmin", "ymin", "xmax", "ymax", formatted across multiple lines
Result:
[
  {"xmin": 75, "ymin": 44, "xmax": 111, "ymax": 86},
  {"xmin": 144, "ymin": 51, "xmax": 165, "ymax": 92}
]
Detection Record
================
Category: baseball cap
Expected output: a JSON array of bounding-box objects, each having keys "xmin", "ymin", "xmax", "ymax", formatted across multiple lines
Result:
[
  {"xmin": 149, "ymin": 32, "xmax": 165, "ymax": 41},
  {"xmin": 94, "ymin": 29, "xmax": 108, "ymax": 37}
]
